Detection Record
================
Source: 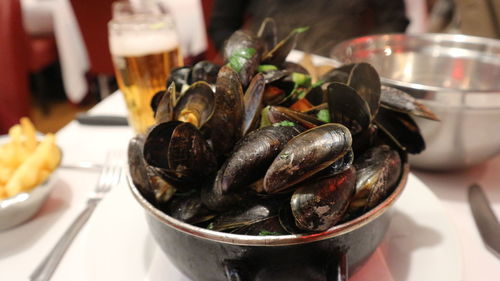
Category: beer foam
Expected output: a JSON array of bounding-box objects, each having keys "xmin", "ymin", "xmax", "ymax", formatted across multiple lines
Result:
[{"xmin": 110, "ymin": 30, "xmax": 179, "ymax": 56}]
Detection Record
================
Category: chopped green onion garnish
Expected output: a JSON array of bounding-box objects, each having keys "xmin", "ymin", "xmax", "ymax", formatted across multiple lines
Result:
[
  {"xmin": 292, "ymin": 26, "xmax": 310, "ymax": 34},
  {"xmin": 273, "ymin": 120, "xmax": 295, "ymax": 127},
  {"xmin": 257, "ymin": 64, "xmax": 278, "ymax": 72},
  {"xmin": 317, "ymin": 109, "xmax": 331, "ymax": 123}
]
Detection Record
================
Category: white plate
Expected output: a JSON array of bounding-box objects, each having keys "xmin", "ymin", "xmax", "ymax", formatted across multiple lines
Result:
[{"xmin": 83, "ymin": 173, "xmax": 462, "ymax": 281}]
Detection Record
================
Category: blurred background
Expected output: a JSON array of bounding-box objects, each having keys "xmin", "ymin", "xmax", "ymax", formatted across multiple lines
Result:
[{"xmin": 1, "ymin": 0, "xmax": 498, "ymax": 134}]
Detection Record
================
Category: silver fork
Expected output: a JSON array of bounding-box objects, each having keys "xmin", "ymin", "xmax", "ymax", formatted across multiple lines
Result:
[{"xmin": 30, "ymin": 151, "xmax": 123, "ymax": 281}]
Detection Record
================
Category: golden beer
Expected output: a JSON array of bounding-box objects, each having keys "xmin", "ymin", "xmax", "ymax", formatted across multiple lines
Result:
[{"xmin": 109, "ymin": 12, "xmax": 183, "ymax": 133}]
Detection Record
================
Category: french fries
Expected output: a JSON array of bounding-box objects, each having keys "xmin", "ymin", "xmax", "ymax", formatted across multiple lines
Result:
[{"xmin": 0, "ymin": 118, "xmax": 61, "ymax": 200}]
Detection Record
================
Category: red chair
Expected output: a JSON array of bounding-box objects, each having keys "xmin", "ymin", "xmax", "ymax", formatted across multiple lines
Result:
[
  {"xmin": 0, "ymin": 0, "xmax": 31, "ymax": 134},
  {"xmin": 200, "ymin": 0, "xmax": 219, "ymax": 62},
  {"xmin": 70, "ymin": 0, "xmax": 116, "ymax": 99}
]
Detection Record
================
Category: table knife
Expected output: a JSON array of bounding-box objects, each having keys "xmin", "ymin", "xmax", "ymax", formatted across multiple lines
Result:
[
  {"xmin": 468, "ymin": 183, "xmax": 500, "ymax": 259},
  {"xmin": 76, "ymin": 114, "xmax": 128, "ymax": 126}
]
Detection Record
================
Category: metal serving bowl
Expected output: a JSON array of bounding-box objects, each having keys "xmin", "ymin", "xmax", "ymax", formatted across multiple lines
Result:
[
  {"xmin": 128, "ymin": 163, "xmax": 409, "ymax": 281},
  {"xmin": 331, "ymin": 33, "xmax": 500, "ymax": 171}
]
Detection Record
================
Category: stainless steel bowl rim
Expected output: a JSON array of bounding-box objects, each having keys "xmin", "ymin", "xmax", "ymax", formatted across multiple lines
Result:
[
  {"xmin": 331, "ymin": 33, "xmax": 500, "ymax": 108},
  {"xmin": 128, "ymin": 163, "xmax": 410, "ymax": 247}
]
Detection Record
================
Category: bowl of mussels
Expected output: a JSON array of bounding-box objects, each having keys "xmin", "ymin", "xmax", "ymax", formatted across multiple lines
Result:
[{"xmin": 127, "ymin": 20, "xmax": 433, "ymax": 281}]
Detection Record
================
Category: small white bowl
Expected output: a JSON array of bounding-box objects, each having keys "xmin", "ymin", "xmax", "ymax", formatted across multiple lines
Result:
[{"xmin": 0, "ymin": 171, "xmax": 58, "ymax": 231}]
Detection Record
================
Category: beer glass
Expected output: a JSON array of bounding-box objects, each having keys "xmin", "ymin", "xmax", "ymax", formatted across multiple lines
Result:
[{"xmin": 108, "ymin": 1, "xmax": 183, "ymax": 133}]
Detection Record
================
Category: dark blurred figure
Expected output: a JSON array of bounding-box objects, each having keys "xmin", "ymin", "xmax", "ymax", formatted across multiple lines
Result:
[
  {"xmin": 208, "ymin": 0, "xmax": 409, "ymax": 57},
  {"xmin": 427, "ymin": 0, "xmax": 499, "ymax": 39}
]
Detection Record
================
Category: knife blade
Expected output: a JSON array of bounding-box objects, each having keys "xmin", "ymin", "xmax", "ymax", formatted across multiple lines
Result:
[
  {"xmin": 76, "ymin": 114, "xmax": 129, "ymax": 126},
  {"xmin": 468, "ymin": 183, "xmax": 500, "ymax": 259}
]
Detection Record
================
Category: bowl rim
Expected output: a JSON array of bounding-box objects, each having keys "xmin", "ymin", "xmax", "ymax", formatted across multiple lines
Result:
[
  {"xmin": 330, "ymin": 32, "xmax": 500, "ymax": 94},
  {"xmin": 127, "ymin": 161, "xmax": 410, "ymax": 246},
  {"xmin": 0, "ymin": 137, "xmax": 62, "ymax": 205}
]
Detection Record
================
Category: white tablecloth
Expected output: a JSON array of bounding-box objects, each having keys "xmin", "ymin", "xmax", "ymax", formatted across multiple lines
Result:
[{"xmin": 0, "ymin": 92, "xmax": 499, "ymax": 280}]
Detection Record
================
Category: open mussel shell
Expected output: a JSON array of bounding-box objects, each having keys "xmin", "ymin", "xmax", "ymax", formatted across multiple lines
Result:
[
  {"xmin": 203, "ymin": 65, "xmax": 245, "ymax": 161},
  {"xmin": 380, "ymin": 85, "xmax": 439, "ymax": 121},
  {"xmin": 375, "ymin": 107, "xmax": 425, "ymax": 154},
  {"xmin": 291, "ymin": 166, "xmax": 356, "ymax": 232},
  {"xmin": 143, "ymin": 121, "xmax": 217, "ymax": 182},
  {"xmin": 174, "ymin": 81, "xmax": 215, "ymax": 129},
  {"xmin": 167, "ymin": 66, "xmax": 192, "ymax": 92},
  {"xmin": 262, "ymin": 69, "xmax": 289, "ymax": 84},
  {"xmin": 326, "ymin": 82, "xmax": 371, "ymax": 135},
  {"xmin": 128, "ymin": 135, "xmax": 153, "ymax": 199},
  {"xmin": 320, "ymin": 64, "xmax": 355, "ymax": 84},
  {"xmin": 257, "ymin": 17, "xmax": 278, "ymax": 54},
  {"xmin": 264, "ymin": 123, "xmax": 352, "ymax": 194},
  {"xmin": 347, "ymin": 63, "xmax": 381, "ymax": 119},
  {"xmin": 191, "ymin": 61, "xmax": 220, "ymax": 85},
  {"xmin": 262, "ymin": 27, "xmax": 306, "ymax": 66},
  {"xmin": 215, "ymin": 124, "xmax": 305, "ymax": 194},
  {"xmin": 167, "ymin": 122, "xmax": 218, "ymax": 178},
  {"xmin": 154, "ymin": 82, "xmax": 176, "ymax": 124},
  {"xmin": 242, "ymin": 73, "xmax": 266, "ymax": 136},
  {"xmin": 128, "ymin": 134, "xmax": 178, "ymax": 203},
  {"xmin": 347, "ymin": 145, "xmax": 402, "ymax": 218}
]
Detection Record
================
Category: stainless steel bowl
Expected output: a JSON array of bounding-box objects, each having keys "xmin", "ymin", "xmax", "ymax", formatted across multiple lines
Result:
[{"xmin": 331, "ymin": 33, "xmax": 500, "ymax": 171}]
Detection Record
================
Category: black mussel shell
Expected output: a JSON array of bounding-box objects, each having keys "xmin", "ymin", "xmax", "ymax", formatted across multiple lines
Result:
[
  {"xmin": 312, "ymin": 149, "xmax": 354, "ymax": 180},
  {"xmin": 223, "ymin": 30, "xmax": 264, "ymax": 87},
  {"xmin": 262, "ymin": 69, "xmax": 289, "ymax": 84},
  {"xmin": 128, "ymin": 135, "xmax": 153, "ymax": 199},
  {"xmin": 191, "ymin": 61, "xmax": 220, "ymax": 85},
  {"xmin": 167, "ymin": 66, "xmax": 192, "ymax": 92},
  {"xmin": 215, "ymin": 124, "xmax": 305, "ymax": 194},
  {"xmin": 347, "ymin": 63, "xmax": 381, "ymax": 119},
  {"xmin": 150, "ymin": 90, "xmax": 165, "ymax": 115},
  {"xmin": 143, "ymin": 121, "xmax": 217, "ymax": 182},
  {"xmin": 174, "ymin": 81, "xmax": 215, "ymax": 129},
  {"xmin": 291, "ymin": 166, "xmax": 356, "ymax": 232},
  {"xmin": 154, "ymin": 82, "xmax": 176, "ymax": 124},
  {"xmin": 168, "ymin": 122, "xmax": 217, "ymax": 178},
  {"xmin": 232, "ymin": 216, "xmax": 287, "ymax": 236},
  {"xmin": 242, "ymin": 73, "xmax": 266, "ymax": 136},
  {"xmin": 146, "ymin": 165, "xmax": 177, "ymax": 203},
  {"xmin": 326, "ymin": 82, "xmax": 371, "ymax": 135},
  {"xmin": 348, "ymin": 145, "xmax": 402, "ymax": 217},
  {"xmin": 375, "ymin": 107, "xmax": 425, "ymax": 154},
  {"xmin": 320, "ymin": 64, "xmax": 355, "ymax": 84},
  {"xmin": 201, "ymin": 175, "xmax": 258, "ymax": 212},
  {"xmin": 264, "ymin": 123, "xmax": 352, "ymax": 194},
  {"xmin": 208, "ymin": 200, "xmax": 281, "ymax": 232},
  {"xmin": 203, "ymin": 65, "xmax": 245, "ymax": 161},
  {"xmin": 257, "ymin": 17, "xmax": 278, "ymax": 54},
  {"xmin": 380, "ymin": 85, "xmax": 439, "ymax": 121},
  {"xmin": 262, "ymin": 27, "xmax": 306, "ymax": 66},
  {"xmin": 167, "ymin": 190, "xmax": 215, "ymax": 224}
]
